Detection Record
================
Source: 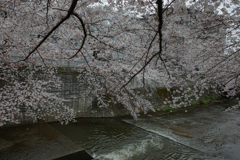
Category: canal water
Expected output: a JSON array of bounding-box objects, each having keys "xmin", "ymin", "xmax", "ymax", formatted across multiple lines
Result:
[
  {"xmin": 50, "ymin": 101, "xmax": 240, "ymax": 160},
  {"xmin": 50, "ymin": 118, "xmax": 210, "ymax": 160}
]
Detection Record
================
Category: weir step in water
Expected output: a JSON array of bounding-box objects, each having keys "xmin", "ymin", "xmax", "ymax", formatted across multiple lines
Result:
[
  {"xmin": 50, "ymin": 101, "xmax": 240, "ymax": 160},
  {"xmin": 0, "ymin": 120, "xmax": 93, "ymax": 160},
  {"xmin": 53, "ymin": 150, "xmax": 93, "ymax": 160}
]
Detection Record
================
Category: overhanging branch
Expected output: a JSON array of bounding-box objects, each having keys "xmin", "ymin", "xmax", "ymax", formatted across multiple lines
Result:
[
  {"xmin": 20, "ymin": 0, "xmax": 78, "ymax": 61},
  {"xmin": 68, "ymin": 11, "xmax": 87, "ymax": 59}
]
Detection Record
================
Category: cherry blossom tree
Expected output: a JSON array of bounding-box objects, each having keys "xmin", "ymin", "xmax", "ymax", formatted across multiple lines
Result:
[
  {"xmin": 164, "ymin": 0, "xmax": 240, "ymax": 110},
  {"xmin": 1, "ymin": 0, "xmax": 240, "ymax": 126}
]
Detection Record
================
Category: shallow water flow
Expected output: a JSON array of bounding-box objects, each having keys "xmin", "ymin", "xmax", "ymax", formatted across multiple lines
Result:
[
  {"xmin": 50, "ymin": 101, "xmax": 240, "ymax": 160},
  {"xmin": 50, "ymin": 118, "xmax": 214, "ymax": 160}
]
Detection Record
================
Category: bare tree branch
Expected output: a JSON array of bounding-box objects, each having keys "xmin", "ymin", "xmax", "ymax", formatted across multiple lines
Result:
[
  {"xmin": 206, "ymin": 48, "xmax": 240, "ymax": 73},
  {"xmin": 120, "ymin": 0, "xmax": 172, "ymax": 90},
  {"xmin": 36, "ymin": 50, "xmax": 47, "ymax": 68},
  {"xmin": 158, "ymin": 0, "xmax": 171, "ymax": 79},
  {"xmin": 80, "ymin": 51, "xmax": 95, "ymax": 76},
  {"xmin": 20, "ymin": 0, "xmax": 78, "ymax": 61},
  {"xmin": 88, "ymin": 34, "xmax": 124, "ymax": 53},
  {"xmin": 46, "ymin": 0, "xmax": 50, "ymax": 29},
  {"xmin": 143, "ymin": 32, "xmax": 158, "ymax": 87},
  {"xmin": 68, "ymin": 11, "xmax": 87, "ymax": 59},
  {"xmin": 120, "ymin": 51, "xmax": 160, "ymax": 90},
  {"xmin": 162, "ymin": 0, "xmax": 176, "ymax": 13},
  {"xmin": 112, "ymin": 32, "xmax": 158, "ymax": 92}
]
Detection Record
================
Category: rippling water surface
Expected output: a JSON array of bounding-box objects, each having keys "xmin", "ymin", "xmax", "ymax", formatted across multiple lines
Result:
[{"xmin": 50, "ymin": 118, "xmax": 214, "ymax": 160}]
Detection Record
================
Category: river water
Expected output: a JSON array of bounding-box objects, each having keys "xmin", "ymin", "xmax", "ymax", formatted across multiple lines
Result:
[
  {"xmin": 50, "ymin": 101, "xmax": 240, "ymax": 160},
  {"xmin": 50, "ymin": 118, "xmax": 209, "ymax": 160}
]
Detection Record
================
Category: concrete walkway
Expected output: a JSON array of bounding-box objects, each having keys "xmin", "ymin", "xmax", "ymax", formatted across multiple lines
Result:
[{"xmin": 0, "ymin": 120, "xmax": 92, "ymax": 160}]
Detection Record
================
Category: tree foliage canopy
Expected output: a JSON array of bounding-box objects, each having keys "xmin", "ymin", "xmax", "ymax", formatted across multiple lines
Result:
[{"xmin": 1, "ymin": 0, "xmax": 240, "ymax": 125}]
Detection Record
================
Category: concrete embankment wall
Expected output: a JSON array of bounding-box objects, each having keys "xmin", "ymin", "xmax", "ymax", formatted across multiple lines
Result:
[
  {"xmin": 2, "ymin": 71, "xmax": 165, "ymax": 126},
  {"xmin": 3, "ymin": 72, "xmax": 137, "ymax": 125},
  {"xmin": 50, "ymin": 72, "xmax": 92, "ymax": 117},
  {"xmin": 48, "ymin": 72, "xmax": 133, "ymax": 120}
]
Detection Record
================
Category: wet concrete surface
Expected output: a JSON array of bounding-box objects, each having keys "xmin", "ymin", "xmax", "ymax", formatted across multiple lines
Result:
[{"xmin": 0, "ymin": 120, "xmax": 85, "ymax": 160}]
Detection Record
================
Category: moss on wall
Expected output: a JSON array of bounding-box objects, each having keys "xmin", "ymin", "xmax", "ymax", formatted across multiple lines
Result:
[{"xmin": 156, "ymin": 87, "xmax": 175, "ymax": 101}]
